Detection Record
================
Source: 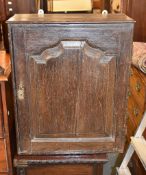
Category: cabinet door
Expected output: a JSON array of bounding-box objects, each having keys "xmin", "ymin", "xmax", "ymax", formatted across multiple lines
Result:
[
  {"xmin": 11, "ymin": 24, "xmax": 133, "ymax": 154},
  {"xmin": 28, "ymin": 40, "xmax": 116, "ymax": 153}
]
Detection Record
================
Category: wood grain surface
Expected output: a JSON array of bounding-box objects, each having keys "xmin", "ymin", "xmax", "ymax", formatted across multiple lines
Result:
[
  {"xmin": 8, "ymin": 14, "xmax": 134, "ymax": 155},
  {"xmin": 0, "ymin": 139, "xmax": 8, "ymax": 173},
  {"xmin": 7, "ymin": 13, "xmax": 134, "ymax": 24},
  {"xmin": 126, "ymin": 65, "xmax": 146, "ymax": 175}
]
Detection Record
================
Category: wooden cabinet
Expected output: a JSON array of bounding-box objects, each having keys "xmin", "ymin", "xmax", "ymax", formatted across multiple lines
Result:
[
  {"xmin": 0, "ymin": 0, "xmax": 37, "ymax": 52},
  {"xmin": 8, "ymin": 14, "xmax": 134, "ymax": 174},
  {"xmin": 0, "ymin": 51, "xmax": 13, "ymax": 175},
  {"xmin": 128, "ymin": 67, "xmax": 146, "ymax": 131},
  {"xmin": 14, "ymin": 154, "xmax": 107, "ymax": 175},
  {"xmin": 126, "ymin": 65, "xmax": 146, "ymax": 175}
]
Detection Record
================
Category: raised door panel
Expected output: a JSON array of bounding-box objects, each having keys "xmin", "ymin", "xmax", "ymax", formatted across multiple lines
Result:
[
  {"xmin": 24, "ymin": 40, "xmax": 116, "ymax": 154},
  {"xmin": 11, "ymin": 24, "xmax": 133, "ymax": 154},
  {"xmin": 28, "ymin": 40, "xmax": 116, "ymax": 140}
]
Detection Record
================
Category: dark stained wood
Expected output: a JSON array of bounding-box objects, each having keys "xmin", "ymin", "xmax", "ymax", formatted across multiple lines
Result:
[
  {"xmin": 16, "ymin": 163, "xmax": 104, "ymax": 175},
  {"xmin": 0, "ymin": 26, "xmax": 2, "ymax": 41},
  {"xmin": 14, "ymin": 154, "xmax": 107, "ymax": 166},
  {"xmin": 101, "ymin": 0, "xmax": 111, "ymax": 12},
  {"xmin": 7, "ymin": 13, "xmax": 134, "ymax": 23},
  {"xmin": 0, "ymin": 0, "xmax": 14, "ymax": 52},
  {"xmin": 8, "ymin": 14, "xmax": 134, "ymax": 157},
  {"xmin": 0, "ymin": 0, "xmax": 7, "ymax": 21},
  {"xmin": 1, "ymin": 21, "xmax": 9, "ymax": 53},
  {"xmin": 14, "ymin": 0, "xmax": 37, "ymax": 14},
  {"xmin": 122, "ymin": 0, "xmax": 146, "ymax": 42},
  {"xmin": 28, "ymin": 41, "xmax": 115, "ymax": 139},
  {"xmin": 129, "ymin": 153, "xmax": 146, "ymax": 175},
  {"xmin": 26, "ymin": 165, "xmax": 94, "ymax": 175},
  {"xmin": 14, "ymin": 154, "xmax": 107, "ymax": 175},
  {"xmin": 0, "ymin": 0, "xmax": 37, "ymax": 52},
  {"xmin": 1, "ymin": 0, "xmax": 37, "ymax": 16}
]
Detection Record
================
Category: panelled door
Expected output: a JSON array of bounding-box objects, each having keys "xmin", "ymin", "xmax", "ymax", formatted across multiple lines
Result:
[{"xmin": 11, "ymin": 23, "xmax": 133, "ymax": 155}]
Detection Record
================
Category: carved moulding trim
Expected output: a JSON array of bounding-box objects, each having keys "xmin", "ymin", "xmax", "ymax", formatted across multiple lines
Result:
[{"xmin": 30, "ymin": 40, "xmax": 114, "ymax": 64}]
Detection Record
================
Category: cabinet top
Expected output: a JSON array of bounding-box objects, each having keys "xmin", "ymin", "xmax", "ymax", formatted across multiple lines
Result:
[{"xmin": 7, "ymin": 14, "xmax": 134, "ymax": 24}]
